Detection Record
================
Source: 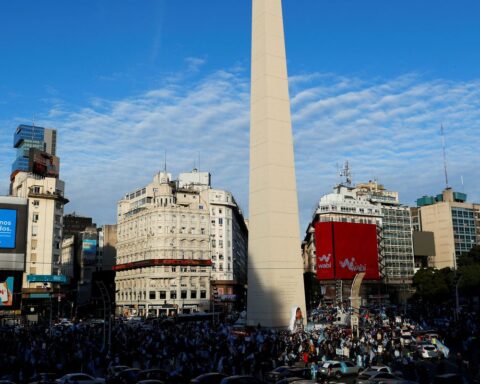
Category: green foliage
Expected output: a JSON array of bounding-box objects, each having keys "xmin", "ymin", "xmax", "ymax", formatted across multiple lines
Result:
[
  {"xmin": 412, "ymin": 267, "xmax": 452, "ymax": 304},
  {"xmin": 412, "ymin": 245, "xmax": 480, "ymax": 303}
]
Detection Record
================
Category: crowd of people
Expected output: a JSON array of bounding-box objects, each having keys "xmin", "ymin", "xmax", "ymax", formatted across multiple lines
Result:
[{"xmin": 0, "ymin": 305, "xmax": 478, "ymax": 383}]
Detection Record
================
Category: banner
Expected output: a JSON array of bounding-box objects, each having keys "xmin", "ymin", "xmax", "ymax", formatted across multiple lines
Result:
[
  {"xmin": 315, "ymin": 222, "xmax": 335, "ymax": 280},
  {"xmin": 314, "ymin": 222, "xmax": 379, "ymax": 280},
  {"xmin": 0, "ymin": 277, "xmax": 14, "ymax": 307}
]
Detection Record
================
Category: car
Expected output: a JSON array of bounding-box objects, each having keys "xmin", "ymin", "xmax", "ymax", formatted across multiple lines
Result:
[
  {"xmin": 107, "ymin": 366, "xmax": 129, "ymax": 378},
  {"xmin": 365, "ymin": 366, "xmax": 393, "ymax": 374},
  {"xmin": 190, "ymin": 373, "xmax": 228, "ymax": 384},
  {"xmin": 265, "ymin": 366, "xmax": 309, "ymax": 383},
  {"xmin": 356, "ymin": 371, "xmax": 405, "ymax": 383},
  {"xmin": 137, "ymin": 370, "xmax": 170, "ymax": 382},
  {"xmin": 116, "ymin": 369, "xmax": 141, "ymax": 384},
  {"xmin": 137, "ymin": 381, "xmax": 165, "ymax": 384},
  {"xmin": 416, "ymin": 343, "xmax": 439, "ymax": 359},
  {"xmin": 319, "ymin": 360, "xmax": 360, "ymax": 379},
  {"xmin": 29, "ymin": 373, "xmax": 57, "ymax": 384},
  {"xmin": 219, "ymin": 376, "xmax": 265, "ymax": 384},
  {"xmin": 56, "ymin": 373, "xmax": 105, "ymax": 384}
]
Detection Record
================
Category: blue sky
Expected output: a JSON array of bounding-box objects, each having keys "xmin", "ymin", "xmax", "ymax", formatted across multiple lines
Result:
[{"xmin": 1, "ymin": 0, "xmax": 479, "ymax": 230}]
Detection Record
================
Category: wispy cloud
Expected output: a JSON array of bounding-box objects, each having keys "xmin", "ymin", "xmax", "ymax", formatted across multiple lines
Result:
[{"xmin": 0, "ymin": 69, "xmax": 478, "ymax": 231}]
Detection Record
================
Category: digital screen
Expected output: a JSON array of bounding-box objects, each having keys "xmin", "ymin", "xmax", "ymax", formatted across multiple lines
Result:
[{"xmin": 0, "ymin": 209, "xmax": 17, "ymax": 249}]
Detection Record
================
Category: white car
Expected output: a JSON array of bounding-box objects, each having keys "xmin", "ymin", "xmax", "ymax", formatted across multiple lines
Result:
[
  {"xmin": 416, "ymin": 343, "xmax": 439, "ymax": 359},
  {"xmin": 56, "ymin": 373, "xmax": 105, "ymax": 384}
]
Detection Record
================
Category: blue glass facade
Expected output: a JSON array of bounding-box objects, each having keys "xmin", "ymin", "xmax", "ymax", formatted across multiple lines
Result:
[
  {"xmin": 452, "ymin": 207, "xmax": 477, "ymax": 257},
  {"xmin": 11, "ymin": 124, "xmax": 46, "ymax": 174}
]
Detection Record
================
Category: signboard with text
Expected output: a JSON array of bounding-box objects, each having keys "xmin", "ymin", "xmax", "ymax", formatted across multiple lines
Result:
[
  {"xmin": 315, "ymin": 222, "xmax": 379, "ymax": 280},
  {"xmin": 0, "ymin": 209, "xmax": 17, "ymax": 249}
]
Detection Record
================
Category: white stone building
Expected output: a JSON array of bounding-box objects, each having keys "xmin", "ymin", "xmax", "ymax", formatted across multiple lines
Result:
[
  {"xmin": 10, "ymin": 173, "xmax": 67, "ymax": 288},
  {"xmin": 115, "ymin": 170, "xmax": 247, "ymax": 317}
]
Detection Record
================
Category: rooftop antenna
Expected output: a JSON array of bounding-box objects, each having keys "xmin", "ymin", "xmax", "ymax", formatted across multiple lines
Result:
[
  {"xmin": 340, "ymin": 160, "xmax": 352, "ymax": 187},
  {"xmin": 164, "ymin": 149, "xmax": 167, "ymax": 173},
  {"xmin": 461, "ymin": 175, "xmax": 464, "ymax": 192},
  {"xmin": 441, "ymin": 124, "xmax": 449, "ymax": 188}
]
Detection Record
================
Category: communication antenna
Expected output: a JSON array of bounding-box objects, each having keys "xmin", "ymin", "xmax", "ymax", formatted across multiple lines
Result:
[
  {"xmin": 340, "ymin": 160, "xmax": 352, "ymax": 187},
  {"xmin": 461, "ymin": 175, "xmax": 464, "ymax": 192},
  {"xmin": 164, "ymin": 149, "xmax": 167, "ymax": 173},
  {"xmin": 441, "ymin": 124, "xmax": 449, "ymax": 188}
]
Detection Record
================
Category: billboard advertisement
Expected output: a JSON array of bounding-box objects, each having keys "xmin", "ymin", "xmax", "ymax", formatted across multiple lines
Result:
[
  {"xmin": 28, "ymin": 148, "xmax": 60, "ymax": 178},
  {"xmin": 0, "ymin": 277, "xmax": 14, "ymax": 307},
  {"xmin": 315, "ymin": 222, "xmax": 379, "ymax": 280},
  {"xmin": 0, "ymin": 197, "xmax": 27, "ymax": 271},
  {"xmin": 82, "ymin": 239, "xmax": 97, "ymax": 255},
  {"xmin": 0, "ymin": 209, "xmax": 17, "ymax": 249},
  {"xmin": 315, "ymin": 222, "xmax": 335, "ymax": 280}
]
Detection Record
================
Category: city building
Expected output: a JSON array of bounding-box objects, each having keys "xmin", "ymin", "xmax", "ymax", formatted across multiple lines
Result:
[
  {"xmin": 8, "ymin": 124, "xmax": 68, "ymax": 322},
  {"xmin": 302, "ymin": 165, "xmax": 415, "ymax": 303},
  {"xmin": 11, "ymin": 173, "xmax": 67, "ymax": 288},
  {"xmin": 115, "ymin": 169, "xmax": 247, "ymax": 317},
  {"xmin": 11, "ymin": 124, "xmax": 57, "ymax": 180},
  {"xmin": 413, "ymin": 188, "xmax": 480, "ymax": 269}
]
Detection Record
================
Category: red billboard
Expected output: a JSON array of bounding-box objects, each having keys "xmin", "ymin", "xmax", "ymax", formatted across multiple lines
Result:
[
  {"xmin": 315, "ymin": 222, "xmax": 335, "ymax": 280},
  {"xmin": 315, "ymin": 222, "xmax": 379, "ymax": 280}
]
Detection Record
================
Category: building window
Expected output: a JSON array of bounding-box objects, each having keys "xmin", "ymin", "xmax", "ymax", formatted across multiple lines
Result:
[
  {"xmin": 172, "ymin": 267, "xmax": 176, "ymax": 272},
  {"xmin": 149, "ymin": 291, "xmax": 156, "ymax": 300},
  {"xmin": 159, "ymin": 291, "xmax": 166, "ymax": 299},
  {"xmin": 191, "ymin": 290, "xmax": 197, "ymax": 299},
  {"xmin": 219, "ymin": 218, "xmax": 223, "ymax": 225},
  {"xmin": 181, "ymin": 290, "xmax": 187, "ymax": 299},
  {"xmin": 32, "ymin": 225, "xmax": 38, "ymax": 237},
  {"xmin": 33, "ymin": 186, "xmax": 41, "ymax": 194},
  {"xmin": 33, "ymin": 200, "xmax": 40, "ymax": 207},
  {"xmin": 170, "ymin": 291, "xmax": 177, "ymax": 299},
  {"xmin": 200, "ymin": 290, "xmax": 206, "ymax": 299},
  {"xmin": 32, "ymin": 213, "xmax": 39, "ymax": 223}
]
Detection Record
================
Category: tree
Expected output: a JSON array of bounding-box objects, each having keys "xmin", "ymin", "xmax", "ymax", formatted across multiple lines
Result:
[
  {"xmin": 412, "ymin": 267, "xmax": 452, "ymax": 304},
  {"xmin": 457, "ymin": 245, "xmax": 480, "ymax": 296}
]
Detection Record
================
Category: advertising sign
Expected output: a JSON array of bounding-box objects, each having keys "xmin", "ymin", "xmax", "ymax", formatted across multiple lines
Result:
[
  {"xmin": 314, "ymin": 222, "xmax": 335, "ymax": 280},
  {"xmin": 82, "ymin": 239, "xmax": 97, "ymax": 255},
  {"xmin": 334, "ymin": 222, "xmax": 379, "ymax": 280},
  {"xmin": 0, "ymin": 209, "xmax": 17, "ymax": 249},
  {"xmin": 26, "ymin": 274, "xmax": 68, "ymax": 284},
  {"xmin": 314, "ymin": 222, "xmax": 379, "ymax": 280},
  {"xmin": 288, "ymin": 306, "xmax": 305, "ymax": 333},
  {"xmin": 0, "ymin": 277, "xmax": 14, "ymax": 307},
  {"xmin": 28, "ymin": 148, "xmax": 60, "ymax": 178}
]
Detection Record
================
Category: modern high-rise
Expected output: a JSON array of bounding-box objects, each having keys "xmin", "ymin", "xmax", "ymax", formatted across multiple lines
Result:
[
  {"xmin": 248, "ymin": 0, "xmax": 306, "ymax": 328},
  {"xmin": 11, "ymin": 124, "xmax": 57, "ymax": 179},
  {"xmin": 115, "ymin": 170, "xmax": 248, "ymax": 317},
  {"xmin": 413, "ymin": 188, "xmax": 480, "ymax": 268}
]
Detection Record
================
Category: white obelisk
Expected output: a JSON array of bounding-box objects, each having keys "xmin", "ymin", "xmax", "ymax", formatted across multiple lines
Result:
[{"xmin": 247, "ymin": 0, "xmax": 306, "ymax": 328}]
